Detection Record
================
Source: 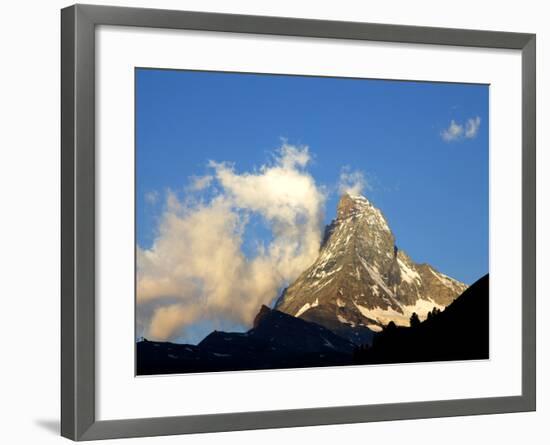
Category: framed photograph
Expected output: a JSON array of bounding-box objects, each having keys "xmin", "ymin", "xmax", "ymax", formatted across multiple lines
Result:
[{"xmin": 61, "ymin": 4, "xmax": 536, "ymax": 441}]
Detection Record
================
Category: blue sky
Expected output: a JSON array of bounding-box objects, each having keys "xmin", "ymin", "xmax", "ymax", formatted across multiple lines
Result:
[
  {"xmin": 136, "ymin": 69, "xmax": 488, "ymax": 344},
  {"xmin": 136, "ymin": 68, "xmax": 488, "ymax": 285}
]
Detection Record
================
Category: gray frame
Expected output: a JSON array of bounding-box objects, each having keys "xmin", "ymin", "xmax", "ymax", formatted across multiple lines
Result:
[{"xmin": 61, "ymin": 3, "xmax": 536, "ymax": 441}]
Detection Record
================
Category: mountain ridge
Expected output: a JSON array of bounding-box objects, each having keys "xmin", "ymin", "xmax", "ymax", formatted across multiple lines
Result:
[{"xmin": 137, "ymin": 304, "xmax": 356, "ymax": 374}]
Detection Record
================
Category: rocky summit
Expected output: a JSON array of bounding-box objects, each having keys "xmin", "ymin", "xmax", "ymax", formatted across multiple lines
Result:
[{"xmin": 274, "ymin": 193, "xmax": 467, "ymax": 344}]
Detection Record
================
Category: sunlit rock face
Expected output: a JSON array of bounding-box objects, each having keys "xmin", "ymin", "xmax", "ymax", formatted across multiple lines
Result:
[{"xmin": 275, "ymin": 193, "xmax": 467, "ymax": 344}]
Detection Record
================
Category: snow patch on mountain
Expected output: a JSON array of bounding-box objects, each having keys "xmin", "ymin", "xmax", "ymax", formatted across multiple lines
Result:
[
  {"xmin": 366, "ymin": 324, "xmax": 384, "ymax": 333},
  {"xmin": 398, "ymin": 258, "xmax": 421, "ymax": 284},
  {"xmin": 295, "ymin": 298, "xmax": 319, "ymax": 317},
  {"xmin": 337, "ymin": 314, "xmax": 356, "ymax": 327},
  {"xmin": 355, "ymin": 297, "xmax": 445, "ymax": 328}
]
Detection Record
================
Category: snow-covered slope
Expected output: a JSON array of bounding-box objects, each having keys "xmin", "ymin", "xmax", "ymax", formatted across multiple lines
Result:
[{"xmin": 275, "ymin": 193, "xmax": 467, "ymax": 342}]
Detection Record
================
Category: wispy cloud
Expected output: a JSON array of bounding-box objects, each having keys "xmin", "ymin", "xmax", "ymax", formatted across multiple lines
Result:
[
  {"xmin": 144, "ymin": 190, "xmax": 159, "ymax": 205},
  {"xmin": 187, "ymin": 175, "xmax": 213, "ymax": 191},
  {"xmin": 465, "ymin": 116, "xmax": 481, "ymax": 138},
  {"xmin": 441, "ymin": 120, "xmax": 464, "ymax": 142},
  {"xmin": 338, "ymin": 166, "xmax": 369, "ymax": 196},
  {"xmin": 441, "ymin": 116, "xmax": 481, "ymax": 142},
  {"xmin": 136, "ymin": 143, "xmax": 326, "ymax": 341}
]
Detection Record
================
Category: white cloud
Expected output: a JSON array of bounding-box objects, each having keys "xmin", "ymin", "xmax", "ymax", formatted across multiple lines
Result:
[
  {"xmin": 465, "ymin": 116, "xmax": 481, "ymax": 138},
  {"xmin": 338, "ymin": 166, "xmax": 368, "ymax": 196},
  {"xmin": 441, "ymin": 120, "xmax": 464, "ymax": 142},
  {"xmin": 188, "ymin": 174, "xmax": 213, "ymax": 191},
  {"xmin": 148, "ymin": 304, "xmax": 200, "ymax": 340},
  {"xmin": 441, "ymin": 116, "xmax": 481, "ymax": 142},
  {"xmin": 136, "ymin": 143, "xmax": 326, "ymax": 341}
]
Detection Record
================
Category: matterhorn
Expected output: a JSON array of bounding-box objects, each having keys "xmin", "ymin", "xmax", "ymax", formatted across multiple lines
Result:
[{"xmin": 274, "ymin": 193, "xmax": 467, "ymax": 344}]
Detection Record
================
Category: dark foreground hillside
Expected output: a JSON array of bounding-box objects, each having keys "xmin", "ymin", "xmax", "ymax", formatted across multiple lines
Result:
[
  {"xmin": 353, "ymin": 274, "xmax": 489, "ymax": 365},
  {"xmin": 137, "ymin": 305, "xmax": 356, "ymax": 375},
  {"xmin": 137, "ymin": 274, "xmax": 489, "ymax": 375}
]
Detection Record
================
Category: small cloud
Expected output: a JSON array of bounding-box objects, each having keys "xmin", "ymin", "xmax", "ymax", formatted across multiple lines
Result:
[
  {"xmin": 441, "ymin": 116, "xmax": 482, "ymax": 142},
  {"xmin": 188, "ymin": 175, "xmax": 213, "ymax": 191},
  {"xmin": 465, "ymin": 116, "xmax": 481, "ymax": 139},
  {"xmin": 339, "ymin": 166, "xmax": 369, "ymax": 196},
  {"xmin": 441, "ymin": 120, "xmax": 464, "ymax": 142},
  {"xmin": 144, "ymin": 190, "xmax": 159, "ymax": 205}
]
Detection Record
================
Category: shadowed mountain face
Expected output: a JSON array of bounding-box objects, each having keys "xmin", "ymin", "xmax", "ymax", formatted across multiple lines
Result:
[{"xmin": 275, "ymin": 193, "xmax": 467, "ymax": 342}]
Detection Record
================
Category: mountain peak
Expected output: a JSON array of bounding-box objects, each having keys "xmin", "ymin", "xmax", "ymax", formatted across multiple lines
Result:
[
  {"xmin": 275, "ymin": 194, "xmax": 467, "ymax": 341},
  {"xmin": 335, "ymin": 193, "xmax": 391, "ymax": 236},
  {"xmin": 337, "ymin": 193, "xmax": 369, "ymax": 218},
  {"xmin": 253, "ymin": 304, "xmax": 272, "ymax": 328}
]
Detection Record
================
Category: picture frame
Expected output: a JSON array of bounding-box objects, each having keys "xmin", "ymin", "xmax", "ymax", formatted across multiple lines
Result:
[{"xmin": 61, "ymin": 4, "xmax": 536, "ymax": 441}]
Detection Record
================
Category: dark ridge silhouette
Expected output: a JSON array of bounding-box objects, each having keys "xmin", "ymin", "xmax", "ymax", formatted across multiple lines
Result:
[
  {"xmin": 137, "ymin": 305, "xmax": 356, "ymax": 375},
  {"xmin": 137, "ymin": 274, "xmax": 489, "ymax": 375},
  {"xmin": 353, "ymin": 274, "xmax": 489, "ymax": 365}
]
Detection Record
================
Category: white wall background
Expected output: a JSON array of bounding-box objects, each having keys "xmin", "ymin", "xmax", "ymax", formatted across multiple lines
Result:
[{"xmin": 0, "ymin": 0, "xmax": 546, "ymax": 443}]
